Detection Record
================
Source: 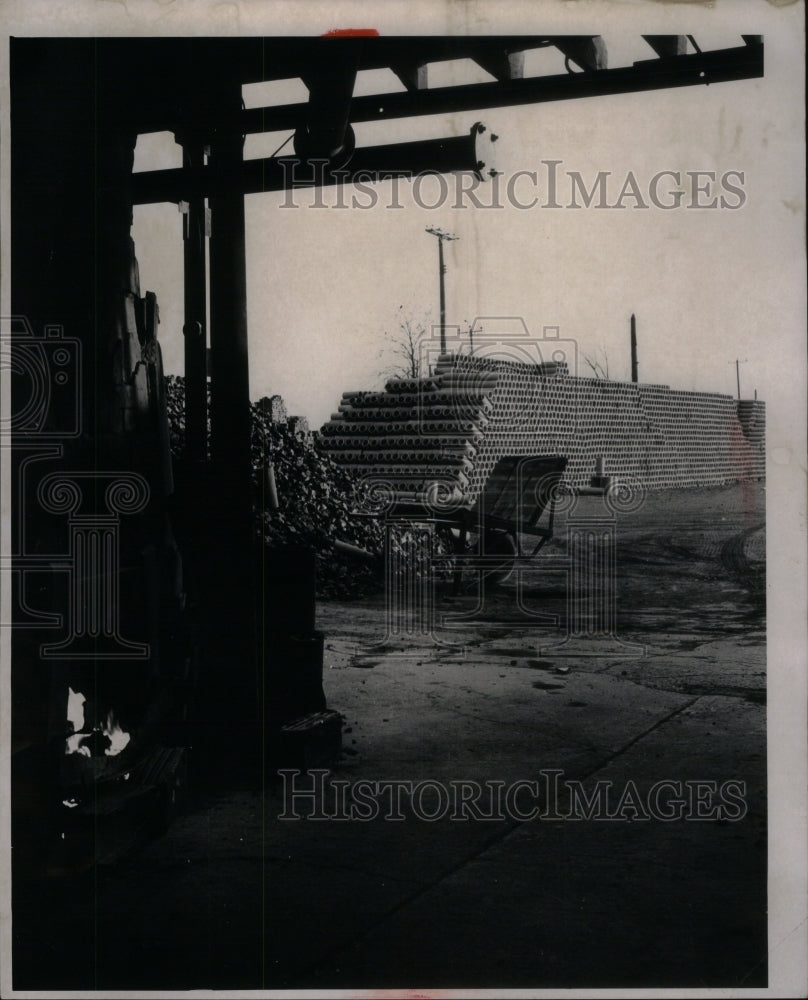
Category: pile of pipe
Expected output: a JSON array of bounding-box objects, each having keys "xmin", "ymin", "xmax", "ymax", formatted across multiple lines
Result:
[{"xmin": 164, "ymin": 376, "xmax": 386, "ymax": 598}]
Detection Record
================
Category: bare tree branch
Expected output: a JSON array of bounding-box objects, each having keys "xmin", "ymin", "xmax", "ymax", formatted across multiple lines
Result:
[
  {"xmin": 583, "ymin": 348, "xmax": 611, "ymax": 380},
  {"xmin": 377, "ymin": 307, "xmax": 431, "ymax": 381}
]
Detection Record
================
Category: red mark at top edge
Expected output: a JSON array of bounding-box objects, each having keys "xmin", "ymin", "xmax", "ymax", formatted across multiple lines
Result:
[
  {"xmin": 358, "ymin": 992, "xmax": 436, "ymax": 1000},
  {"xmin": 321, "ymin": 28, "xmax": 380, "ymax": 37}
]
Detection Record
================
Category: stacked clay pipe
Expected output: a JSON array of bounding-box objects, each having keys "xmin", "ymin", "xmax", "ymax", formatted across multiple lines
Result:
[{"xmin": 320, "ymin": 353, "xmax": 766, "ymax": 505}]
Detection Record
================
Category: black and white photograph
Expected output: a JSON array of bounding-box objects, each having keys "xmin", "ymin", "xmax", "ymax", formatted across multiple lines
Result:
[{"xmin": 1, "ymin": 1, "xmax": 806, "ymax": 996}]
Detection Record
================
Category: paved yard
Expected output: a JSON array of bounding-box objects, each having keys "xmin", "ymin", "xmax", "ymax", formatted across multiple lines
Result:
[{"xmin": 12, "ymin": 484, "xmax": 767, "ymax": 991}]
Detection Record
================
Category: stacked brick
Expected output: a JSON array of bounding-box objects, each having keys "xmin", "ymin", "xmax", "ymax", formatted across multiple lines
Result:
[{"xmin": 320, "ymin": 353, "xmax": 766, "ymax": 505}]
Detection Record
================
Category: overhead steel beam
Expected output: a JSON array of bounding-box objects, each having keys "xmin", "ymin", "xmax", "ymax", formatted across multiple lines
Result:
[
  {"xmin": 237, "ymin": 42, "xmax": 762, "ymax": 136},
  {"xmin": 132, "ymin": 124, "xmax": 499, "ymax": 205},
  {"xmin": 127, "ymin": 37, "xmax": 558, "ymax": 132}
]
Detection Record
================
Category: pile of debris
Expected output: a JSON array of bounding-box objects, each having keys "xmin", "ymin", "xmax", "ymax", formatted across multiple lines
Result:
[{"xmin": 164, "ymin": 376, "xmax": 386, "ymax": 598}]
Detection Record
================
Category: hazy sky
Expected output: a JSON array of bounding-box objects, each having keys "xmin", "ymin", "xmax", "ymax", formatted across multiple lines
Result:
[{"xmin": 130, "ymin": 6, "xmax": 804, "ymax": 438}]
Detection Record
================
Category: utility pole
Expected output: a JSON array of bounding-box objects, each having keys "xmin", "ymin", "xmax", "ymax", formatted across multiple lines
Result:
[
  {"xmin": 630, "ymin": 313, "xmax": 638, "ymax": 383},
  {"xmin": 730, "ymin": 358, "xmax": 748, "ymax": 399},
  {"xmin": 426, "ymin": 227, "xmax": 458, "ymax": 354}
]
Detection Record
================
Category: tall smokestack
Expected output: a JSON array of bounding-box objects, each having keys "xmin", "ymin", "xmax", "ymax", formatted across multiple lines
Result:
[{"xmin": 630, "ymin": 313, "xmax": 638, "ymax": 383}]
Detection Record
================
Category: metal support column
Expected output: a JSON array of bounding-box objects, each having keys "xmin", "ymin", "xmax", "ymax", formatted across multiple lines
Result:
[
  {"xmin": 181, "ymin": 140, "xmax": 208, "ymax": 463},
  {"xmin": 205, "ymin": 85, "xmax": 257, "ymax": 693},
  {"xmin": 208, "ymin": 110, "xmax": 251, "ymax": 483}
]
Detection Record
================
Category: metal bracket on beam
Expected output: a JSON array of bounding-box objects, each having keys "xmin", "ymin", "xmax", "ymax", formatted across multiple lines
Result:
[
  {"xmin": 295, "ymin": 39, "xmax": 361, "ymax": 165},
  {"xmin": 473, "ymin": 47, "xmax": 525, "ymax": 82},
  {"xmin": 643, "ymin": 36, "xmax": 688, "ymax": 58},
  {"xmin": 553, "ymin": 36, "xmax": 608, "ymax": 72},
  {"xmin": 390, "ymin": 60, "xmax": 428, "ymax": 91}
]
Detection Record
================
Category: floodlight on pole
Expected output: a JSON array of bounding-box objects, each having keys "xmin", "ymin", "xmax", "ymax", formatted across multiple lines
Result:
[{"xmin": 426, "ymin": 226, "xmax": 459, "ymax": 355}]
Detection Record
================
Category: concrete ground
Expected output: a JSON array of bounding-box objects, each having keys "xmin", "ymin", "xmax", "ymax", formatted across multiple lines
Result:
[{"xmin": 12, "ymin": 484, "xmax": 766, "ymax": 992}]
